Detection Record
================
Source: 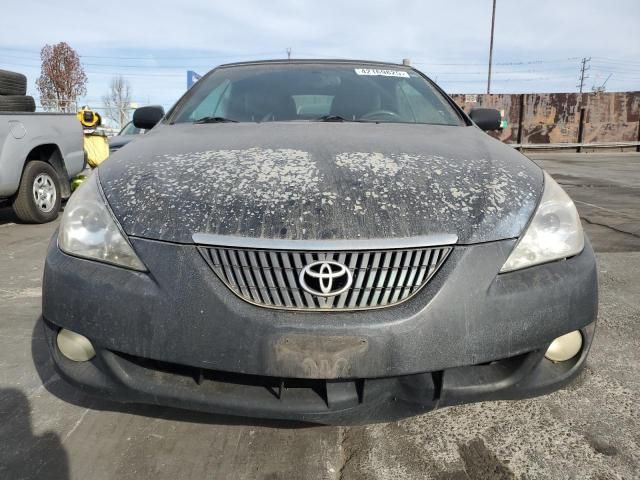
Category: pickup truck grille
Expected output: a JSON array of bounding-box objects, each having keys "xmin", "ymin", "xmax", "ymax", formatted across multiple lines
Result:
[{"xmin": 199, "ymin": 245, "xmax": 452, "ymax": 311}]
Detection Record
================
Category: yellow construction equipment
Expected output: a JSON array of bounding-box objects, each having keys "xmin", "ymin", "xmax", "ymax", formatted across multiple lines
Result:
[
  {"xmin": 77, "ymin": 107, "xmax": 109, "ymax": 167},
  {"xmin": 83, "ymin": 134, "xmax": 110, "ymax": 168},
  {"xmin": 76, "ymin": 107, "xmax": 102, "ymax": 128}
]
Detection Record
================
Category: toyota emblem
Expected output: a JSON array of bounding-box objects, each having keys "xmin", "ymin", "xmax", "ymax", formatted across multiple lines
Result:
[{"xmin": 299, "ymin": 260, "xmax": 353, "ymax": 297}]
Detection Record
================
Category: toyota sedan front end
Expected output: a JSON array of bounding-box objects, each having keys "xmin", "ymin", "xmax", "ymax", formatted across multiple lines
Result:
[{"xmin": 42, "ymin": 60, "xmax": 597, "ymax": 425}]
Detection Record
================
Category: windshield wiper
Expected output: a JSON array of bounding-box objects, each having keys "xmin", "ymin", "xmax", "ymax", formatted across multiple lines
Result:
[
  {"xmin": 193, "ymin": 116, "xmax": 238, "ymax": 124},
  {"xmin": 314, "ymin": 115, "xmax": 350, "ymax": 122}
]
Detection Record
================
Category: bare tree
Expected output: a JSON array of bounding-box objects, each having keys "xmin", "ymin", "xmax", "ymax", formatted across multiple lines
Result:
[
  {"xmin": 102, "ymin": 76, "xmax": 132, "ymax": 129},
  {"xmin": 36, "ymin": 42, "xmax": 87, "ymax": 112}
]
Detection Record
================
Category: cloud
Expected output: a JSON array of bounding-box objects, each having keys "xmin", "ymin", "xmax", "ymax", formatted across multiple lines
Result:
[{"xmin": 1, "ymin": 0, "xmax": 638, "ymax": 108}]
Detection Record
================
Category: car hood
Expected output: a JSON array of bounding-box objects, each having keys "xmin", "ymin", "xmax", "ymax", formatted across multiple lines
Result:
[{"xmin": 99, "ymin": 122, "xmax": 542, "ymax": 244}]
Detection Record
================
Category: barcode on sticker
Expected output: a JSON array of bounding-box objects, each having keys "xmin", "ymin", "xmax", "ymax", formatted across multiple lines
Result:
[{"xmin": 354, "ymin": 68, "xmax": 410, "ymax": 78}]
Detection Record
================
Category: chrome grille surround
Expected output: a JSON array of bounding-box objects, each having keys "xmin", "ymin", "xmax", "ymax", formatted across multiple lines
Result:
[{"xmin": 196, "ymin": 236, "xmax": 454, "ymax": 311}]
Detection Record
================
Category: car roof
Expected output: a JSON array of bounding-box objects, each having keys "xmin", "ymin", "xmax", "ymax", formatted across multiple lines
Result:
[{"xmin": 217, "ymin": 59, "xmax": 409, "ymax": 69}]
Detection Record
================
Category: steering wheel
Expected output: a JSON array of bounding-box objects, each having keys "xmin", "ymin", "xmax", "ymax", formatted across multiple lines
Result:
[{"xmin": 359, "ymin": 109, "xmax": 401, "ymax": 121}]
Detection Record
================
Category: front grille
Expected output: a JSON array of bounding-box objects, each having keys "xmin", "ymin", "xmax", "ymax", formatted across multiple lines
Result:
[{"xmin": 199, "ymin": 244, "xmax": 452, "ymax": 311}]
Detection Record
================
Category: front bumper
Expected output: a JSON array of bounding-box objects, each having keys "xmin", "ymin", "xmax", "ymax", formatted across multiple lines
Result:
[
  {"xmin": 42, "ymin": 235, "xmax": 598, "ymax": 424},
  {"xmin": 43, "ymin": 318, "xmax": 595, "ymax": 424}
]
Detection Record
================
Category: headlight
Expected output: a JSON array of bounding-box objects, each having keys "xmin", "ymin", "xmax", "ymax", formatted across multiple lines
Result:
[
  {"xmin": 500, "ymin": 172, "xmax": 584, "ymax": 273},
  {"xmin": 58, "ymin": 173, "xmax": 146, "ymax": 271}
]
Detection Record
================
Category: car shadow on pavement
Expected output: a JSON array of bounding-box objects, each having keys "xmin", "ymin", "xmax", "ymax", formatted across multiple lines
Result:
[
  {"xmin": 0, "ymin": 204, "xmax": 65, "ymax": 225},
  {"xmin": 0, "ymin": 206, "xmax": 19, "ymax": 225},
  {"xmin": 31, "ymin": 317, "xmax": 314, "ymax": 430},
  {"xmin": 0, "ymin": 388, "xmax": 70, "ymax": 480}
]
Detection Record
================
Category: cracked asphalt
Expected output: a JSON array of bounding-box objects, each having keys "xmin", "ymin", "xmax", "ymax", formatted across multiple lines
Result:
[{"xmin": 1, "ymin": 152, "xmax": 638, "ymax": 479}]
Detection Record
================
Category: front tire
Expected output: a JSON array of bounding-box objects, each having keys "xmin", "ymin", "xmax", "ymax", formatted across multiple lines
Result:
[{"xmin": 12, "ymin": 161, "xmax": 62, "ymax": 223}]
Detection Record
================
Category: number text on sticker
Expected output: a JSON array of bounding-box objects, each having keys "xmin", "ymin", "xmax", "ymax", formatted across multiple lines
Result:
[{"xmin": 354, "ymin": 68, "xmax": 410, "ymax": 78}]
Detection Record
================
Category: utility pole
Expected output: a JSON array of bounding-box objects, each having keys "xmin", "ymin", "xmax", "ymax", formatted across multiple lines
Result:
[
  {"xmin": 487, "ymin": 0, "xmax": 497, "ymax": 94},
  {"xmin": 577, "ymin": 57, "xmax": 591, "ymax": 93},
  {"xmin": 286, "ymin": 48, "xmax": 292, "ymax": 60}
]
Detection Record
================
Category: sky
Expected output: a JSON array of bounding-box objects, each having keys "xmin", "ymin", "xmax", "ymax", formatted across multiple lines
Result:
[{"xmin": 1, "ymin": 0, "xmax": 639, "ymax": 122}]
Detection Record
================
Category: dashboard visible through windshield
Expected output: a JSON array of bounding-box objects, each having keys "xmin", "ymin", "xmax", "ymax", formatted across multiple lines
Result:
[{"xmin": 168, "ymin": 63, "xmax": 465, "ymax": 126}]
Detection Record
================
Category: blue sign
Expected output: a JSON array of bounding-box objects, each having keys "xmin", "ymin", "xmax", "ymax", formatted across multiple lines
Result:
[{"xmin": 187, "ymin": 70, "xmax": 202, "ymax": 89}]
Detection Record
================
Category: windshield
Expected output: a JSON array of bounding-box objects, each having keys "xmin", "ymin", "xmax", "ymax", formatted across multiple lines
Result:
[
  {"xmin": 169, "ymin": 63, "xmax": 464, "ymax": 126},
  {"xmin": 119, "ymin": 121, "xmax": 144, "ymax": 136}
]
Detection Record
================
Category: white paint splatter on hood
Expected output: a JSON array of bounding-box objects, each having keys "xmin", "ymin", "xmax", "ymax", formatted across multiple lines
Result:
[{"xmin": 99, "ymin": 122, "xmax": 542, "ymax": 244}]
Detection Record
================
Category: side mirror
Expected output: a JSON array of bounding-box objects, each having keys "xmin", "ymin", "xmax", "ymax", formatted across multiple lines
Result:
[
  {"xmin": 133, "ymin": 105, "xmax": 165, "ymax": 130},
  {"xmin": 469, "ymin": 108, "xmax": 501, "ymax": 131}
]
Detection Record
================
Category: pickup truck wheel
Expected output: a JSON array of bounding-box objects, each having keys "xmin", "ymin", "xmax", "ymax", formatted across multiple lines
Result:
[
  {"xmin": 12, "ymin": 161, "xmax": 62, "ymax": 223},
  {"xmin": 0, "ymin": 69, "xmax": 27, "ymax": 95}
]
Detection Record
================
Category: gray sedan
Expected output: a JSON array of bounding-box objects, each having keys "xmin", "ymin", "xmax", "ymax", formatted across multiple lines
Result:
[{"xmin": 42, "ymin": 60, "xmax": 597, "ymax": 425}]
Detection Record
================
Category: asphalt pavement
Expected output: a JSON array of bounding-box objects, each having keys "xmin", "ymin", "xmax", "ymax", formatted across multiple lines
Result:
[{"xmin": 0, "ymin": 152, "xmax": 638, "ymax": 479}]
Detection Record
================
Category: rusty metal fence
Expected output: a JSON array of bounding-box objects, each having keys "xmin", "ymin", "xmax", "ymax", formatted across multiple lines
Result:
[{"xmin": 451, "ymin": 92, "xmax": 640, "ymax": 151}]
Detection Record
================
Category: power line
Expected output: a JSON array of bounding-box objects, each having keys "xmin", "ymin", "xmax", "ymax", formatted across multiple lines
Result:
[
  {"xmin": 443, "ymin": 76, "xmax": 561, "ymax": 83},
  {"xmin": 0, "ymin": 59, "xmax": 205, "ymax": 69},
  {"xmin": 428, "ymin": 71, "xmax": 579, "ymax": 77},
  {"xmin": 413, "ymin": 57, "xmax": 581, "ymax": 67},
  {"xmin": 0, "ymin": 49, "xmax": 284, "ymax": 60},
  {"xmin": 0, "ymin": 47, "xmax": 596, "ymax": 67},
  {"xmin": 590, "ymin": 65, "xmax": 640, "ymax": 74},
  {"xmin": 591, "ymin": 56, "xmax": 640, "ymax": 66},
  {"xmin": 5, "ymin": 50, "xmax": 634, "ymax": 75},
  {"xmin": 1, "ymin": 46, "xmax": 636, "ymax": 68},
  {"xmin": 4, "ymin": 55, "xmax": 597, "ymax": 74},
  {"xmin": 2, "ymin": 48, "xmax": 638, "ymax": 91},
  {"xmin": 426, "ymin": 67, "xmax": 581, "ymax": 75}
]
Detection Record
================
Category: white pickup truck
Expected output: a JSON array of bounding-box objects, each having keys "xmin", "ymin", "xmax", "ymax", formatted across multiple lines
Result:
[
  {"xmin": 0, "ymin": 112, "xmax": 84, "ymax": 223},
  {"xmin": 1, "ymin": 68, "xmax": 85, "ymax": 223}
]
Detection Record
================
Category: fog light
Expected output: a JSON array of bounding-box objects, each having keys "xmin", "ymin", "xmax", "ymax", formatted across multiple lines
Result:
[
  {"xmin": 545, "ymin": 330, "xmax": 583, "ymax": 362},
  {"xmin": 57, "ymin": 329, "xmax": 96, "ymax": 362}
]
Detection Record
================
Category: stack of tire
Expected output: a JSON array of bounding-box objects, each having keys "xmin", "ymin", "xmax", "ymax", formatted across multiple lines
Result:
[{"xmin": 0, "ymin": 69, "xmax": 36, "ymax": 112}]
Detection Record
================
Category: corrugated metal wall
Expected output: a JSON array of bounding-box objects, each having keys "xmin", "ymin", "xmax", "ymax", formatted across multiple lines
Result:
[{"xmin": 451, "ymin": 92, "xmax": 640, "ymax": 145}]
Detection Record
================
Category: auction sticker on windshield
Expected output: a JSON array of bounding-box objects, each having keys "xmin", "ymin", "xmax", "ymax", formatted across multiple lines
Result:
[{"xmin": 354, "ymin": 68, "xmax": 410, "ymax": 78}]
